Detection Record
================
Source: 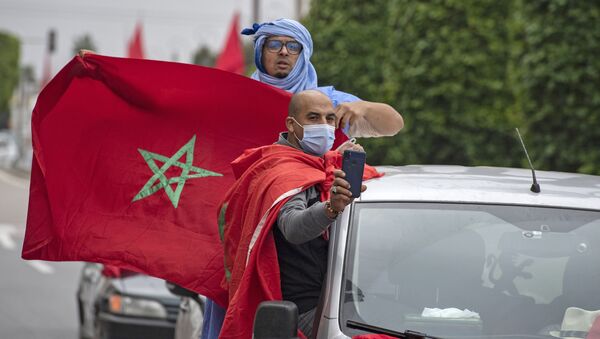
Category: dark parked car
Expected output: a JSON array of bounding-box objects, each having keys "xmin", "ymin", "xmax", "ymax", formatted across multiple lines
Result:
[{"xmin": 77, "ymin": 263, "xmax": 180, "ymax": 339}]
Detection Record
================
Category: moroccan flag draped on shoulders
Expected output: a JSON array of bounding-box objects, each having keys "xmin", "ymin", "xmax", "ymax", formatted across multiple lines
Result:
[
  {"xmin": 217, "ymin": 144, "xmax": 382, "ymax": 339},
  {"xmin": 22, "ymin": 54, "xmax": 291, "ymax": 306},
  {"xmin": 218, "ymin": 144, "xmax": 338, "ymax": 339}
]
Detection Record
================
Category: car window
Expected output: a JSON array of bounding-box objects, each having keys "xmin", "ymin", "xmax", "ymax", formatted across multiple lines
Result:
[{"xmin": 341, "ymin": 202, "xmax": 600, "ymax": 338}]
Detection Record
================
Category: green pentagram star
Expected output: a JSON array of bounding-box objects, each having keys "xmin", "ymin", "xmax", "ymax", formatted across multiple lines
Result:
[{"xmin": 132, "ymin": 135, "xmax": 222, "ymax": 208}]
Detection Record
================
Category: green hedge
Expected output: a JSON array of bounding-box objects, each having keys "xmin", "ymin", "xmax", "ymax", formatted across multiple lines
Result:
[
  {"xmin": 515, "ymin": 1, "xmax": 600, "ymax": 174},
  {"xmin": 304, "ymin": 0, "xmax": 600, "ymax": 174}
]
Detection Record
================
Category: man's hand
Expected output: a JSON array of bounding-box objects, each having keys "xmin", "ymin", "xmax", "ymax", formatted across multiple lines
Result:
[
  {"xmin": 327, "ymin": 169, "xmax": 367, "ymax": 218},
  {"xmin": 336, "ymin": 140, "xmax": 364, "ymax": 154},
  {"xmin": 335, "ymin": 101, "xmax": 368, "ymax": 131},
  {"xmin": 335, "ymin": 100, "xmax": 404, "ymax": 137},
  {"xmin": 78, "ymin": 49, "xmax": 95, "ymax": 58}
]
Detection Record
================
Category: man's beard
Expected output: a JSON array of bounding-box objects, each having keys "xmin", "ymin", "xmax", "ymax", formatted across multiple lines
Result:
[{"xmin": 274, "ymin": 71, "xmax": 289, "ymax": 79}]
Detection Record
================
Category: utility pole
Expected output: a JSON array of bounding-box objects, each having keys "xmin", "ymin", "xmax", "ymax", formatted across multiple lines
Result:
[
  {"xmin": 40, "ymin": 29, "xmax": 56, "ymax": 89},
  {"xmin": 48, "ymin": 29, "xmax": 56, "ymax": 54},
  {"xmin": 296, "ymin": 0, "xmax": 302, "ymax": 20},
  {"xmin": 252, "ymin": 0, "xmax": 260, "ymax": 23}
]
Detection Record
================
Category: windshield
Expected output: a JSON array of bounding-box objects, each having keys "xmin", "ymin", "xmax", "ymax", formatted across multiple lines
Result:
[{"xmin": 341, "ymin": 203, "xmax": 600, "ymax": 338}]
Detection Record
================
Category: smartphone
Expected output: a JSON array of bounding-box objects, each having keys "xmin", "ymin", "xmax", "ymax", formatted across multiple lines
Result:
[{"xmin": 342, "ymin": 150, "xmax": 366, "ymax": 198}]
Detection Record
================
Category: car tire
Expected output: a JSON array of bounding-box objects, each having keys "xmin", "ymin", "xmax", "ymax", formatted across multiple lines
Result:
[
  {"xmin": 93, "ymin": 318, "xmax": 107, "ymax": 339},
  {"xmin": 79, "ymin": 328, "xmax": 91, "ymax": 339}
]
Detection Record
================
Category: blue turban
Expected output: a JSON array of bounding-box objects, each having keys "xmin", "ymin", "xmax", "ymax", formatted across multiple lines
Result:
[{"xmin": 241, "ymin": 18, "xmax": 318, "ymax": 93}]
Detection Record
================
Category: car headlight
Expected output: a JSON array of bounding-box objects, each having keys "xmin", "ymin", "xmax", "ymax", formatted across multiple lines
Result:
[{"xmin": 108, "ymin": 294, "xmax": 168, "ymax": 319}]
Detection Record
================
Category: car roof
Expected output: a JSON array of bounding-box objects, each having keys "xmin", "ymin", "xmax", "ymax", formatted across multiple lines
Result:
[
  {"xmin": 113, "ymin": 273, "xmax": 179, "ymax": 301},
  {"xmin": 359, "ymin": 165, "xmax": 600, "ymax": 210}
]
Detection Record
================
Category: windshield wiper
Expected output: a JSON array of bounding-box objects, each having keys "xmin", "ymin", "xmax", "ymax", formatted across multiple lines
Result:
[{"xmin": 347, "ymin": 320, "xmax": 445, "ymax": 339}]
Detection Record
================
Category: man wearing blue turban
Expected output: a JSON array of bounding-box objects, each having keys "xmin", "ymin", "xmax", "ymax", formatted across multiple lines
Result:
[
  {"xmin": 241, "ymin": 18, "xmax": 404, "ymax": 138},
  {"xmin": 200, "ymin": 18, "xmax": 404, "ymax": 339}
]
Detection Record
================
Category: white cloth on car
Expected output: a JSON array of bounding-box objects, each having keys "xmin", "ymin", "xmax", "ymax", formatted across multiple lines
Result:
[{"xmin": 421, "ymin": 307, "xmax": 480, "ymax": 319}]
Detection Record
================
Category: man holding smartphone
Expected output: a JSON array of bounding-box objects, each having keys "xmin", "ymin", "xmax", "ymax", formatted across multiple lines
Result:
[
  {"xmin": 281, "ymin": 90, "xmax": 365, "ymax": 218},
  {"xmin": 218, "ymin": 90, "xmax": 367, "ymax": 339},
  {"xmin": 275, "ymin": 90, "xmax": 366, "ymax": 336}
]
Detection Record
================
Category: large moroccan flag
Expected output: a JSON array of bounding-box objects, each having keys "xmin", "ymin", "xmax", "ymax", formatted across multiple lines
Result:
[{"xmin": 22, "ymin": 54, "xmax": 291, "ymax": 306}]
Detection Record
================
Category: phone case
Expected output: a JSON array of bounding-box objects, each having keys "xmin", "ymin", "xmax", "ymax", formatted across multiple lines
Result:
[{"xmin": 342, "ymin": 150, "xmax": 366, "ymax": 198}]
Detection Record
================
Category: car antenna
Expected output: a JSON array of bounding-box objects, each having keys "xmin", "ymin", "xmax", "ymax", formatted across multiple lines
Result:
[{"xmin": 515, "ymin": 128, "xmax": 541, "ymax": 193}]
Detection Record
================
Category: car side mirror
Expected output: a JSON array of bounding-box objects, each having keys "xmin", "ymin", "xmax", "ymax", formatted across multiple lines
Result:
[
  {"xmin": 253, "ymin": 300, "xmax": 299, "ymax": 339},
  {"xmin": 165, "ymin": 281, "xmax": 198, "ymax": 298}
]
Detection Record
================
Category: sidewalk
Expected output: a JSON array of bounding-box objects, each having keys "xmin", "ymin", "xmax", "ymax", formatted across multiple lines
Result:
[
  {"xmin": 7, "ymin": 151, "xmax": 33, "ymax": 180},
  {"xmin": 0, "ymin": 156, "xmax": 31, "ymax": 184},
  {"xmin": 0, "ymin": 166, "xmax": 30, "ymax": 191},
  {"xmin": 5, "ymin": 166, "xmax": 30, "ymax": 180}
]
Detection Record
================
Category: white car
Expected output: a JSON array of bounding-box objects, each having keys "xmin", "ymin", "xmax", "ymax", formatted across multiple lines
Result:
[
  {"xmin": 255, "ymin": 165, "xmax": 600, "ymax": 339},
  {"xmin": 0, "ymin": 131, "xmax": 18, "ymax": 168}
]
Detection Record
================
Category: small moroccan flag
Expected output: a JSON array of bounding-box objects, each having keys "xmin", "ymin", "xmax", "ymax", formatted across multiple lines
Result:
[
  {"xmin": 127, "ymin": 22, "xmax": 145, "ymax": 59},
  {"xmin": 215, "ymin": 12, "xmax": 245, "ymax": 75}
]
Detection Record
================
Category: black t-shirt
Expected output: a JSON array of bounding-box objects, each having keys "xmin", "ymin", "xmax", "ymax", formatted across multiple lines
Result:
[{"xmin": 273, "ymin": 194, "xmax": 328, "ymax": 314}]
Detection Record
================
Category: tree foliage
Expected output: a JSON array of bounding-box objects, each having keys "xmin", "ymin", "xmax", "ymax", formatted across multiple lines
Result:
[
  {"xmin": 72, "ymin": 34, "xmax": 98, "ymax": 56},
  {"xmin": 192, "ymin": 43, "xmax": 254, "ymax": 76},
  {"xmin": 243, "ymin": 42, "xmax": 256, "ymax": 76},
  {"xmin": 192, "ymin": 46, "xmax": 216, "ymax": 67},
  {"xmin": 0, "ymin": 31, "xmax": 20, "ymax": 129},
  {"xmin": 304, "ymin": 0, "xmax": 600, "ymax": 174}
]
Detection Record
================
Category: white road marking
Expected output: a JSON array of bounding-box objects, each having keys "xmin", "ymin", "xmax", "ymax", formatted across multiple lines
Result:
[
  {"xmin": 0, "ymin": 224, "xmax": 17, "ymax": 250},
  {"xmin": 26, "ymin": 260, "xmax": 55, "ymax": 274},
  {"xmin": 0, "ymin": 169, "xmax": 30, "ymax": 189},
  {"xmin": 0, "ymin": 224, "xmax": 54, "ymax": 274},
  {"xmin": 0, "ymin": 172, "xmax": 53, "ymax": 275}
]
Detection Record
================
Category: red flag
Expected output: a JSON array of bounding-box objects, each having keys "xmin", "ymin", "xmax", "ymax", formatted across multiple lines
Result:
[
  {"xmin": 127, "ymin": 23, "xmax": 145, "ymax": 59},
  {"xmin": 22, "ymin": 54, "xmax": 291, "ymax": 306},
  {"xmin": 214, "ymin": 13, "xmax": 245, "ymax": 75}
]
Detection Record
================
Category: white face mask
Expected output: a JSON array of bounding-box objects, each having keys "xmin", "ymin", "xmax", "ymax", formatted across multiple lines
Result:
[{"xmin": 291, "ymin": 118, "xmax": 335, "ymax": 156}]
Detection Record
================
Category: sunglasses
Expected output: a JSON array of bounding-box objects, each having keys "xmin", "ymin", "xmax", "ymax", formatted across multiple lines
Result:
[{"xmin": 264, "ymin": 39, "xmax": 303, "ymax": 55}]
